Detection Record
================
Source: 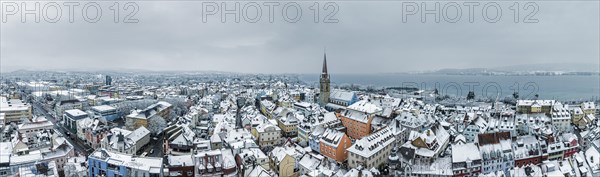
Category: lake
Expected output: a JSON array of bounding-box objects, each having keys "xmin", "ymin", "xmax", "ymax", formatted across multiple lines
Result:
[{"xmin": 299, "ymin": 74, "xmax": 600, "ymax": 101}]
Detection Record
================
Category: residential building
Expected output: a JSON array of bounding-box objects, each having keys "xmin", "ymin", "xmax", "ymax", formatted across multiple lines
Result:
[
  {"xmin": 585, "ymin": 146, "xmax": 600, "ymax": 176},
  {"xmin": 166, "ymin": 155, "xmax": 194, "ymax": 177},
  {"xmin": 0, "ymin": 113, "xmax": 4, "ymax": 127},
  {"xmin": 476, "ymin": 132, "xmax": 513, "ymax": 174},
  {"xmin": 0, "ymin": 97, "xmax": 32, "ymax": 123},
  {"xmin": 488, "ymin": 111, "xmax": 517, "ymax": 137},
  {"xmin": 269, "ymin": 145, "xmax": 299, "ymax": 177},
  {"xmin": 55, "ymin": 99, "xmax": 82, "ymax": 119},
  {"xmin": 452, "ymin": 143, "xmax": 482, "ymax": 177},
  {"xmin": 63, "ymin": 109, "xmax": 88, "ymax": 133},
  {"xmin": 347, "ymin": 126, "xmax": 396, "ymax": 169},
  {"xmin": 582, "ymin": 102, "xmax": 597, "ymax": 116},
  {"xmin": 100, "ymin": 126, "xmax": 150, "ymax": 155},
  {"xmin": 512, "ymin": 135, "xmax": 543, "ymax": 167},
  {"xmin": 236, "ymin": 148, "xmax": 270, "ymax": 170},
  {"xmin": 16, "ymin": 161, "xmax": 59, "ymax": 177},
  {"xmin": 395, "ymin": 111, "xmax": 428, "ymax": 144},
  {"xmin": 193, "ymin": 149, "xmax": 237, "ymax": 177},
  {"xmin": 17, "ymin": 117, "xmax": 54, "ymax": 137},
  {"xmin": 572, "ymin": 107, "xmax": 587, "ymax": 128},
  {"xmin": 82, "ymin": 118, "xmax": 110, "ymax": 148},
  {"xmin": 91, "ymin": 105, "xmax": 119, "ymax": 122},
  {"xmin": 125, "ymin": 101, "xmax": 172, "ymax": 130},
  {"xmin": 298, "ymin": 112, "xmax": 337, "ymax": 147},
  {"xmin": 464, "ymin": 117, "xmax": 488, "ymax": 143},
  {"xmin": 516, "ymin": 100, "xmax": 555, "ymax": 115},
  {"xmin": 561, "ymin": 133, "xmax": 579, "ymax": 159},
  {"xmin": 87, "ymin": 149, "xmax": 163, "ymax": 177},
  {"xmin": 339, "ymin": 100, "xmax": 382, "ymax": 139},
  {"xmin": 400, "ymin": 124, "xmax": 450, "ymax": 163},
  {"xmin": 64, "ymin": 156, "xmax": 88, "ymax": 177},
  {"xmin": 163, "ymin": 125, "xmax": 194, "ymax": 154},
  {"xmin": 253, "ymin": 120, "xmax": 282, "ymax": 148},
  {"xmin": 551, "ymin": 103, "xmax": 572, "ymax": 132},
  {"xmin": 259, "ymin": 100, "xmax": 276, "ymax": 119},
  {"xmin": 308, "ymin": 125, "xmax": 326, "ymax": 153},
  {"xmin": 2, "ymin": 133, "xmax": 75, "ymax": 174},
  {"xmin": 319, "ymin": 128, "xmax": 351, "ymax": 163},
  {"xmin": 297, "ymin": 153, "xmax": 323, "ymax": 176},
  {"xmin": 276, "ymin": 112, "xmax": 299, "ymax": 137}
]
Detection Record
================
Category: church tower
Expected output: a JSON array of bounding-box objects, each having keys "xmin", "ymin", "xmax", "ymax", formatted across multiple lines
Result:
[{"xmin": 319, "ymin": 52, "xmax": 330, "ymax": 106}]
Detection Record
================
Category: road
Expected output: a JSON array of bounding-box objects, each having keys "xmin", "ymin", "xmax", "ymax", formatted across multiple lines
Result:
[{"xmin": 32, "ymin": 101, "xmax": 93, "ymax": 155}]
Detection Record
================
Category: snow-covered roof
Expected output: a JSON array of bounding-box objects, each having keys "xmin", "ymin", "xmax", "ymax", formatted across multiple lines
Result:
[
  {"xmin": 92, "ymin": 105, "xmax": 116, "ymax": 112},
  {"xmin": 90, "ymin": 149, "xmax": 162, "ymax": 173},
  {"xmin": 586, "ymin": 147, "xmax": 600, "ymax": 172},
  {"xmin": 270, "ymin": 146, "xmax": 298, "ymax": 163},
  {"xmin": 18, "ymin": 120, "xmax": 54, "ymax": 131},
  {"xmin": 298, "ymin": 153, "xmax": 322, "ymax": 172},
  {"xmin": 517, "ymin": 100, "xmax": 555, "ymax": 107},
  {"xmin": 343, "ymin": 168, "xmax": 373, "ymax": 177},
  {"xmin": 510, "ymin": 165, "xmax": 542, "ymax": 177},
  {"xmin": 451, "ymin": 143, "xmax": 481, "ymax": 163},
  {"xmin": 64, "ymin": 109, "xmax": 88, "ymax": 117},
  {"xmin": 256, "ymin": 121, "xmax": 280, "ymax": 133},
  {"xmin": 512, "ymin": 135, "xmax": 541, "ymax": 160},
  {"xmin": 246, "ymin": 165, "xmax": 272, "ymax": 177},
  {"xmin": 167, "ymin": 155, "xmax": 193, "ymax": 166},
  {"xmin": 127, "ymin": 126, "xmax": 150, "ymax": 143},
  {"xmin": 347, "ymin": 100, "xmax": 382, "ymax": 114},
  {"xmin": 583, "ymin": 102, "xmax": 596, "ymax": 110},
  {"xmin": 320, "ymin": 128, "xmax": 346, "ymax": 148},
  {"xmin": 347, "ymin": 127, "xmax": 395, "ymax": 158},
  {"xmin": 0, "ymin": 97, "xmax": 31, "ymax": 112},
  {"xmin": 330, "ymin": 89, "xmax": 356, "ymax": 102}
]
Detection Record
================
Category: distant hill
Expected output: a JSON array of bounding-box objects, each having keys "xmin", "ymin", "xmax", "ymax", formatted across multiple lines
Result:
[
  {"xmin": 427, "ymin": 63, "xmax": 599, "ymax": 75},
  {"xmin": 493, "ymin": 63, "xmax": 599, "ymax": 72}
]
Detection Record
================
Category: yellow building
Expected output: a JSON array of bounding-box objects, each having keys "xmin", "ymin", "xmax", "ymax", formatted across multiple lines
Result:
[
  {"xmin": 276, "ymin": 113, "xmax": 299, "ymax": 137},
  {"xmin": 0, "ymin": 97, "xmax": 32, "ymax": 123},
  {"xmin": 260, "ymin": 100, "xmax": 276, "ymax": 119},
  {"xmin": 582, "ymin": 102, "xmax": 597, "ymax": 116},
  {"xmin": 270, "ymin": 146, "xmax": 298, "ymax": 177},
  {"xmin": 253, "ymin": 120, "xmax": 282, "ymax": 148},
  {"xmin": 516, "ymin": 100, "xmax": 555, "ymax": 115},
  {"xmin": 125, "ymin": 101, "xmax": 172, "ymax": 130}
]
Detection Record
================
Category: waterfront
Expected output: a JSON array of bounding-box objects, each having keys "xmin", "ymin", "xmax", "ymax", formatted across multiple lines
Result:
[{"xmin": 300, "ymin": 73, "xmax": 600, "ymax": 100}]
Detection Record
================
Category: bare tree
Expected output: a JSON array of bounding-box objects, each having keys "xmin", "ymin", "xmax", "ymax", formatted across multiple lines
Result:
[{"xmin": 148, "ymin": 115, "xmax": 167, "ymax": 135}]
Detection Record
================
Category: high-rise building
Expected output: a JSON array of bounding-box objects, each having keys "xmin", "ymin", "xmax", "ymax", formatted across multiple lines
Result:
[
  {"xmin": 105, "ymin": 75, "xmax": 112, "ymax": 86},
  {"xmin": 319, "ymin": 52, "xmax": 330, "ymax": 106}
]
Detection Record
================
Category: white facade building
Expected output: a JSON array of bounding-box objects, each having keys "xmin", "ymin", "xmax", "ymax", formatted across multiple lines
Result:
[{"xmin": 347, "ymin": 126, "xmax": 396, "ymax": 169}]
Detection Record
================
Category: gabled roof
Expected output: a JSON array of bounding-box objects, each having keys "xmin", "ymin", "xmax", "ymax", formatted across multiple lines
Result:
[
  {"xmin": 347, "ymin": 126, "xmax": 395, "ymax": 157},
  {"xmin": 320, "ymin": 128, "xmax": 345, "ymax": 147},
  {"xmin": 477, "ymin": 132, "xmax": 511, "ymax": 146},
  {"xmin": 330, "ymin": 89, "xmax": 356, "ymax": 102},
  {"xmin": 452, "ymin": 143, "xmax": 481, "ymax": 163}
]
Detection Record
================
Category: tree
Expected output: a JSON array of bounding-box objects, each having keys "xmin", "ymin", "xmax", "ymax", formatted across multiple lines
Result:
[
  {"xmin": 125, "ymin": 117, "xmax": 136, "ymax": 130},
  {"xmin": 147, "ymin": 115, "xmax": 167, "ymax": 135},
  {"xmin": 513, "ymin": 91, "xmax": 519, "ymax": 99},
  {"xmin": 467, "ymin": 91, "xmax": 475, "ymax": 100}
]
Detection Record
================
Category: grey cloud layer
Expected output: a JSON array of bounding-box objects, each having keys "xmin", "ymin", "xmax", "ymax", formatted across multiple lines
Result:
[{"xmin": 1, "ymin": 1, "xmax": 598, "ymax": 73}]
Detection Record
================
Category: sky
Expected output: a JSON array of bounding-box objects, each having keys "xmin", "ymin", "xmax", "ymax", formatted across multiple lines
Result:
[{"xmin": 1, "ymin": 1, "xmax": 599, "ymax": 74}]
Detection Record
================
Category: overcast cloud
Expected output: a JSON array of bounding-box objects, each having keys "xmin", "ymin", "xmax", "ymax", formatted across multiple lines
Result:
[{"xmin": 1, "ymin": 1, "xmax": 599, "ymax": 73}]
